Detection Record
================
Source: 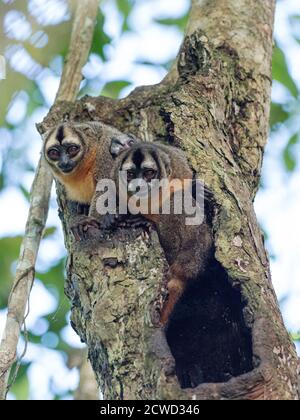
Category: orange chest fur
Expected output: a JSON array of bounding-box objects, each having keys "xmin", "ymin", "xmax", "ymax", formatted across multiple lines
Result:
[
  {"xmin": 63, "ymin": 172, "xmax": 96, "ymax": 204},
  {"xmin": 58, "ymin": 153, "xmax": 97, "ymax": 204}
]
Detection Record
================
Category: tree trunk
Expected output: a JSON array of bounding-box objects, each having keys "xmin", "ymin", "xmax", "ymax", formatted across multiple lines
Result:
[{"xmin": 40, "ymin": 0, "xmax": 300, "ymax": 400}]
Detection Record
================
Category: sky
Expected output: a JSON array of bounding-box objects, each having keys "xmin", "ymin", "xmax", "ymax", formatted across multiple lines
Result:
[
  {"xmin": 0, "ymin": 0, "xmax": 299, "ymax": 399},
  {"xmin": 256, "ymin": 0, "xmax": 300, "ymax": 340}
]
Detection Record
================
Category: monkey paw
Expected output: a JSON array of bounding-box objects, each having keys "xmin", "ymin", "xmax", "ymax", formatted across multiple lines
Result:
[
  {"xmin": 98, "ymin": 213, "xmax": 119, "ymax": 230},
  {"xmin": 116, "ymin": 215, "xmax": 152, "ymax": 230},
  {"xmin": 71, "ymin": 216, "xmax": 102, "ymax": 241}
]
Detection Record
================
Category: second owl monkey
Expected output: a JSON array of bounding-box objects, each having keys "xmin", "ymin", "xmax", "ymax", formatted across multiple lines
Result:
[{"xmin": 112, "ymin": 143, "xmax": 214, "ymax": 325}]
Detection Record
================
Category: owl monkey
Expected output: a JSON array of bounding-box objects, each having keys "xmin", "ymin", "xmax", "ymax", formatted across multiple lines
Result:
[
  {"xmin": 112, "ymin": 142, "xmax": 214, "ymax": 325},
  {"xmin": 43, "ymin": 121, "xmax": 136, "ymax": 231}
]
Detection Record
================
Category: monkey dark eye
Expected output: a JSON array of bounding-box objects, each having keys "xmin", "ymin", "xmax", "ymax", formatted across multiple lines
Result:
[
  {"xmin": 127, "ymin": 171, "xmax": 136, "ymax": 182},
  {"xmin": 143, "ymin": 169, "xmax": 156, "ymax": 181},
  {"xmin": 47, "ymin": 148, "xmax": 60, "ymax": 161},
  {"xmin": 67, "ymin": 145, "xmax": 80, "ymax": 157}
]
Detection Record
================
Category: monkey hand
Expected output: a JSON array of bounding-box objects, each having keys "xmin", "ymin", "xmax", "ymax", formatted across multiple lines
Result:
[
  {"xmin": 98, "ymin": 213, "xmax": 119, "ymax": 230},
  {"xmin": 71, "ymin": 216, "xmax": 102, "ymax": 241},
  {"xmin": 116, "ymin": 214, "xmax": 153, "ymax": 230},
  {"xmin": 97, "ymin": 214, "xmax": 153, "ymax": 230}
]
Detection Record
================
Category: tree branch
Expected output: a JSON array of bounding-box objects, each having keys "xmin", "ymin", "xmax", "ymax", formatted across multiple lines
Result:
[{"xmin": 0, "ymin": 0, "xmax": 99, "ymax": 400}]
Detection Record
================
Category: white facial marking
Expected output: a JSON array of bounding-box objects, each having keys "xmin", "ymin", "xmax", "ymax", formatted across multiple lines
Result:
[
  {"xmin": 122, "ymin": 162, "xmax": 136, "ymax": 171},
  {"xmin": 45, "ymin": 133, "xmax": 60, "ymax": 150},
  {"xmin": 141, "ymin": 160, "xmax": 157, "ymax": 170},
  {"xmin": 62, "ymin": 134, "xmax": 81, "ymax": 146}
]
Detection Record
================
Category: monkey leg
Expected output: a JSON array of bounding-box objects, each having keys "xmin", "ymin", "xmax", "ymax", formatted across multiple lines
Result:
[{"xmin": 160, "ymin": 277, "xmax": 185, "ymax": 326}]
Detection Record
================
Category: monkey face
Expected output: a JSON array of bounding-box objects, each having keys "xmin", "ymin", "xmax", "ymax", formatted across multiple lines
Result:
[
  {"xmin": 116, "ymin": 143, "xmax": 176, "ymax": 216},
  {"xmin": 120, "ymin": 147, "xmax": 159, "ymax": 194},
  {"xmin": 110, "ymin": 135, "xmax": 136, "ymax": 157},
  {"xmin": 46, "ymin": 143, "xmax": 81, "ymax": 173},
  {"xmin": 44, "ymin": 125, "xmax": 85, "ymax": 175}
]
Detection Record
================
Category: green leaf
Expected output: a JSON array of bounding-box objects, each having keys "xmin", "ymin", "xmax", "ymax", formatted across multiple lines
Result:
[
  {"xmin": 269, "ymin": 102, "xmax": 289, "ymax": 128},
  {"xmin": 283, "ymin": 148, "xmax": 296, "ymax": 172},
  {"xmin": 116, "ymin": 0, "xmax": 132, "ymax": 17},
  {"xmin": 19, "ymin": 185, "xmax": 30, "ymax": 202},
  {"xmin": 43, "ymin": 227, "xmax": 57, "ymax": 239},
  {"xmin": 0, "ymin": 172, "xmax": 4, "ymax": 191},
  {"xmin": 291, "ymin": 332, "xmax": 300, "ymax": 342},
  {"xmin": 282, "ymin": 133, "xmax": 299, "ymax": 172},
  {"xmin": 116, "ymin": 0, "xmax": 132, "ymax": 32},
  {"xmin": 27, "ymin": 84, "xmax": 46, "ymax": 116},
  {"xmin": 155, "ymin": 16, "xmax": 189, "ymax": 32},
  {"xmin": 10, "ymin": 363, "xmax": 30, "ymax": 400},
  {"xmin": 91, "ymin": 12, "xmax": 112, "ymax": 60},
  {"xmin": 37, "ymin": 259, "xmax": 69, "ymax": 335},
  {"xmin": 0, "ymin": 236, "xmax": 23, "ymax": 307},
  {"xmin": 272, "ymin": 46, "xmax": 298, "ymax": 98},
  {"xmin": 37, "ymin": 259, "xmax": 66, "ymax": 295},
  {"xmin": 101, "ymin": 80, "xmax": 131, "ymax": 99}
]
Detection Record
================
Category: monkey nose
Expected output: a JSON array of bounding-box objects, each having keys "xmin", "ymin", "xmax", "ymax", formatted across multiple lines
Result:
[
  {"xmin": 127, "ymin": 182, "xmax": 136, "ymax": 193},
  {"xmin": 128, "ymin": 180, "xmax": 149, "ymax": 197},
  {"xmin": 58, "ymin": 162, "xmax": 75, "ymax": 173}
]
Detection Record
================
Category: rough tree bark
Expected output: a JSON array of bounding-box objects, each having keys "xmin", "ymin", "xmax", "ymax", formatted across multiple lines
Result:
[{"xmin": 40, "ymin": 0, "xmax": 300, "ymax": 400}]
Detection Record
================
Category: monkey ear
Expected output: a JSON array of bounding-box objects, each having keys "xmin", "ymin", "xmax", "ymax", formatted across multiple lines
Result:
[
  {"xmin": 110, "ymin": 135, "xmax": 136, "ymax": 158},
  {"xmin": 165, "ymin": 162, "xmax": 172, "ymax": 177},
  {"xmin": 41, "ymin": 130, "xmax": 51, "ymax": 142},
  {"xmin": 161, "ymin": 154, "xmax": 172, "ymax": 177}
]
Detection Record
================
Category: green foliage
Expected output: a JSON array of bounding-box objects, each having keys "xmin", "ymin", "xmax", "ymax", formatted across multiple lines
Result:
[
  {"xmin": 91, "ymin": 12, "xmax": 111, "ymax": 59},
  {"xmin": 38, "ymin": 258, "xmax": 66, "ymax": 298},
  {"xmin": 283, "ymin": 133, "xmax": 299, "ymax": 172},
  {"xmin": 270, "ymin": 103, "xmax": 289, "ymax": 129},
  {"xmin": 101, "ymin": 80, "xmax": 132, "ymax": 98},
  {"xmin": 0, "ymin": 236, "xmax": 22, "ymax": 307},
  {"xmin": 19, "ymin": 185, "xmax": 31, "ymax": 202},
  {"xmin": 155, "ymin": 15, "xmax": 189, "ymax": 32},
  {"xmin": 291, "ymin": 332, "xmax": 300, "ymax": 342},
  {"xmin": 9, "ymin": 364, "xmax": 30, "ymax": 400},
  {"xmin": 272, "ymin": 45, "xmax": 298, "ymax": 98},
  {"xmin": 116, "ymin": 0, "xmax": 133, "ymax": 32},
  {"xmin": 0, "ymin": 173, "xmax": 4, "ymax": 191},
  {"xmin": 0, "ymin": 0, "xmax": 72, "ymax": 125}
]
